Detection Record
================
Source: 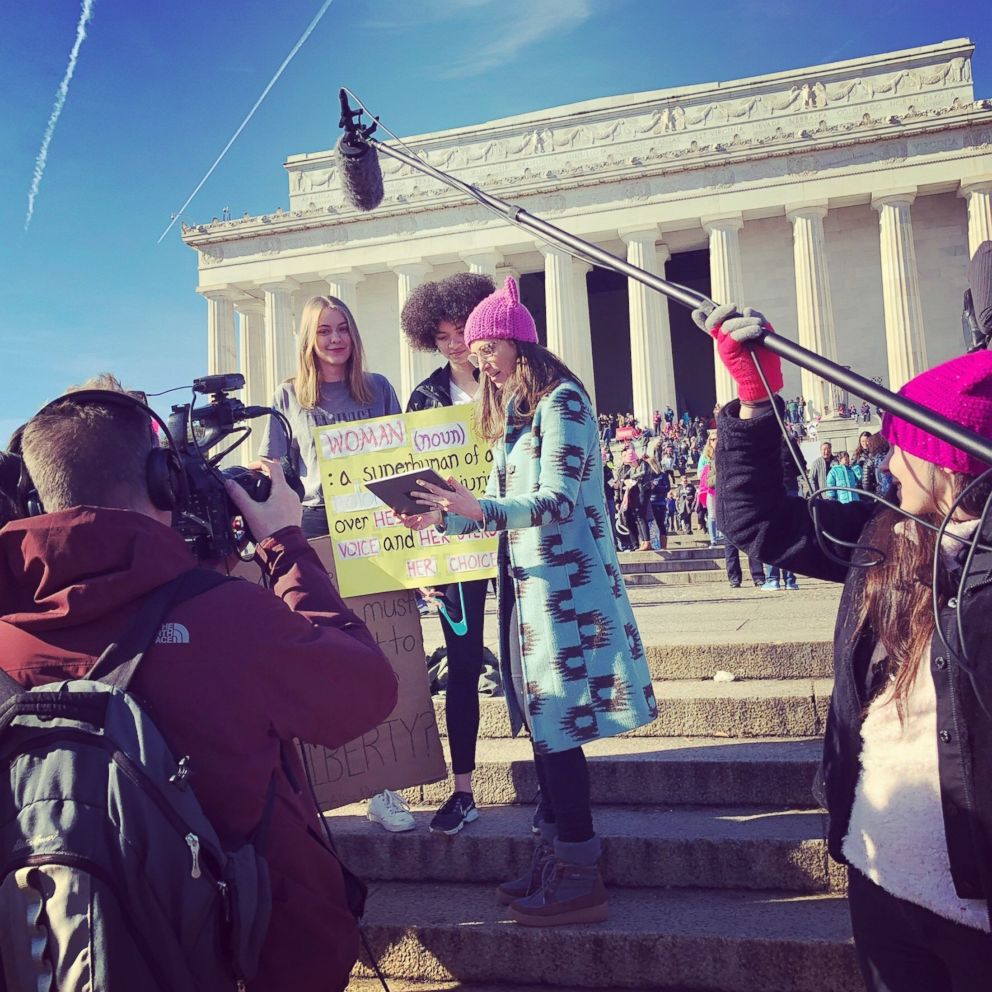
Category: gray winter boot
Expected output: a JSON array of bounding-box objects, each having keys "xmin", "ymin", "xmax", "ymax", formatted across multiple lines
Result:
[
  {"xmin": 496, "ymin": 823, "xmax": 557, "ymax": 906},
  {"xmin": 509, "ymin": 835, "xmax": 608, "ymax": 927}
]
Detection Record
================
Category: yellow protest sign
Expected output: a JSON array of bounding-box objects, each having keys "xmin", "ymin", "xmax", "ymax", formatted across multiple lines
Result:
[{"xmin": 315, "ymin": 406, "xmax": 498, "ymax": 597}]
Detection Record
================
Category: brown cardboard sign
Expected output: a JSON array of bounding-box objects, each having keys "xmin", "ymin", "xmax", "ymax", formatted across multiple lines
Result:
[{"xmin": 235, "ymin": 535, "xmax": 446, "ymax": 809}]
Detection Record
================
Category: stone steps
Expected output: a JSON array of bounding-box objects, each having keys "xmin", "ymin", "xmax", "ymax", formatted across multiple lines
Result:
[
  {"xmin": 642, "ymin": 642, "xmax": 833, "ymax": 681},
  {"xmin": 350, "ymin": 882, "xmax": 861, "ymax": 992},
  {"xmin": 345, "ymin": 574, "xmax": 848, "ymax": 991},
  {"xmin": 399, "ymin": 736, "xmax": 822, "ymax": 809},
  {"xmin": 327, "ymin": 803, "xmax": 844, "ymax": 894},
  {"xmin": 435, "ymin": 678, "xmax": 832, "ymax": 739}
]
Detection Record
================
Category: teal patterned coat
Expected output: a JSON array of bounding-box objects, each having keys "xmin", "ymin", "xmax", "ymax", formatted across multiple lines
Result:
[{"xmin": 446, "ymin": 381, "xmax": 658, "ymax": 753}]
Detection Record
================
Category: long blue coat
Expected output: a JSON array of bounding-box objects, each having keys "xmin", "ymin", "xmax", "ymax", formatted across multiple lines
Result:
[{"xmin": 447, "ymin": 381, "xmax": 658, "ymax": 753}]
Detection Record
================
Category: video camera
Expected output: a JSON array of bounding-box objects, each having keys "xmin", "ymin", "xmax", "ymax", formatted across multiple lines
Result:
[{"xmin": 166, "ymin": 373, "xmax": 302, "ymax": 561}]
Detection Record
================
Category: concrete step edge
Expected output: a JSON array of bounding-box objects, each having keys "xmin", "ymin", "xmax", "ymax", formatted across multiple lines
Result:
[{"xmin": 352, "ymin": 881, "xmax": 861, "ymax": 992}]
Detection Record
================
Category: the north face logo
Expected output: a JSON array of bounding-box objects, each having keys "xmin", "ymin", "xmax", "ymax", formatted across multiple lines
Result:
[{"xmin": 155, "ymin": 623, "xmax": 190, "ymax": 645}]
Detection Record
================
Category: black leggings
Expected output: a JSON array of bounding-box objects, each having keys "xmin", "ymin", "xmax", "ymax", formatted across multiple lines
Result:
[
  {"xmin": 439, "ymin": 579, "xmax": 490, "ymax": 775},
  {"xmin": 532, "ymin": 745, "xmax": 593, "ymax": 843}
]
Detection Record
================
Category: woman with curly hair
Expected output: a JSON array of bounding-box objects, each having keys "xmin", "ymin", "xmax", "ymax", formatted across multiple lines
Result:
[{"xmin": 400, "ymin": 272, "xmax": 495, "ymax": 836}]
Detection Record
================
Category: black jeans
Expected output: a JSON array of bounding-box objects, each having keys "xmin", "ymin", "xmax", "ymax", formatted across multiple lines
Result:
[
  {"xmin": 438, "ymin": 579, "xmax": 490, "ymax": 775},
  {"xmin": 532, "ymin": 745, "xmax": 593, "ymax": 843},
  {"xmin": 301, "ymin": 505, "xmax": 330, "ymax": 539},
  {"xmin": 724, "ymin": 543, "xmax": 764, "ymax": 585},
  {"xmin": 848, "ymin": 867, "xmax": 992, "ymax": 991}
]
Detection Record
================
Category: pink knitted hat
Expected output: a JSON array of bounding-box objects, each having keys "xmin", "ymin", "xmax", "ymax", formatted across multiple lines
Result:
[
  {"xmin": 882, "ymin": 350, "xmax": 992, "ymax": 477},
  {"xmin": 464, "ymin": 276, "xmax": 538, "ymax": 346}
]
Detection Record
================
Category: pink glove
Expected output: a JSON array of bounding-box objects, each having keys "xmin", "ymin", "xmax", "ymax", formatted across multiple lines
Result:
[{"xmin": 691, "ymin": 303, "xmax": 783, "ymax": 403}]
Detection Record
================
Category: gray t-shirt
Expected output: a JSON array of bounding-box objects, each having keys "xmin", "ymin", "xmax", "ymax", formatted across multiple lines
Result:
[{"xmin": 260, "ymin": 374, "xmax": 401, "ymax": 505}]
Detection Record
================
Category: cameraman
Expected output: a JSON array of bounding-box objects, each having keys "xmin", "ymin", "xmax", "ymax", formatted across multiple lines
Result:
[{"xmin": 0, "ymin": 379, "xmax": 398, "ymax": 992}]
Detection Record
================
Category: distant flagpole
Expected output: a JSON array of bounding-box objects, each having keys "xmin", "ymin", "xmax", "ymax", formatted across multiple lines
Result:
[{"xmin": 157, "ymin": 0, "xmax": 336, "ymax": 244}]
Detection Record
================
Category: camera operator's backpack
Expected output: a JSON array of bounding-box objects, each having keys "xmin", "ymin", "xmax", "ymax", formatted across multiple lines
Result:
[{"xmin": 0, "ymin": 569, "xmax": 274, "ymax": 992}]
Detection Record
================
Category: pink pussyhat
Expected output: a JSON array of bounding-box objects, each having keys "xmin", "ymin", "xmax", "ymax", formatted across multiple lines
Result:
[
  {"xmin": 882, "ymin": 350, "xmax": 992, "ymax": 477},
  {"xmin": 464, "ymin": 276, "xmax": 538, "ymax": 346}
]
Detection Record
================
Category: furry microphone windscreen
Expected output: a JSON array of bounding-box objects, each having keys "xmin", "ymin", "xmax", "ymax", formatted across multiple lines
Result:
[{"xmin": 336, "ymin": 135, "xmax": 384, "ymax": 212}]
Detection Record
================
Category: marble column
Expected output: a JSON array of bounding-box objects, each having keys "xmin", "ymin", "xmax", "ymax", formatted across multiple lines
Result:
[
  {"xmin": 201, "ymin": 289, "xmax": 238, "ymax": 379},
  {"xmin": 540, "ymin": 247, "xmax": 576, "ymax": 365},
  {"xmin": 394, "ymin": 260, "xmax": 433, "ymax": 401},
  {"xmin": 258, "ymin": 279, "xmax": 298, "ymax": 401},
  {"xmin": 872, "ymin": 192, "xmax": 927, "ymax": 392},
  {"xmin": 495, "ymin": 262, "xmax": 521, "ymax": 285},
  {"xmin": 232, "ymin": 298, "xmax": 267, "ymax": 458},
  {"xmin": 703, "ymin": 215, "xmax": 746, "ymax": 408},
  {"xmin": 233, "ymin": 299, "xmax": 267, "ymax": 407},
  {"xmin": 620, "ymin": 227, "xmax": 677, "ymax": 428},
  {"xmin": 541, "ymin": 248, "xmax": 597, "ymax": 399},
  {"xmin": 461, "ymin": 250, "xmax": 502, "ymax": 280},
  {"xmin": 959, "ymin": 179, "xmax": 992, "ymax": 257},
  {"xmin": 572, "ymin": 260, "xmax": 597, "ymax": 408},
  {"xmin": 321, "ymin": 271, "xmax": 365, "ymax": 318},
  {"xmin": 787, "ymin": 204, "xmax": 839, "ymax": 417}
]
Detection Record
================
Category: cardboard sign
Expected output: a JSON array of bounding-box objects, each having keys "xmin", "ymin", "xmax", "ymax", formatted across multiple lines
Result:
[
  {"xmin": 313, "ymin": 405, "xmax": 498, "ymax": 597},
  {"xmin": 234, "ymin": 536, "xmax": 446, "ymax": 809}
]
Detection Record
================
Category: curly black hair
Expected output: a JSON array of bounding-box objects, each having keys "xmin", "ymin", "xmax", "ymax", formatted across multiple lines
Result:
[{"xmin": 400, "ymin": 272, "xmax": 495, "ymax": 351}]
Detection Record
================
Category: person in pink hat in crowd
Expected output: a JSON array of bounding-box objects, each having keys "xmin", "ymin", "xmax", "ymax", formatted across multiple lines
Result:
[
  {"xmin": 401, "ymin": 276, "xmax": 657, "ymax": 927},
  {"xmin": 695, "ymin": 301, "xmax": 992, "ymax": 990}
]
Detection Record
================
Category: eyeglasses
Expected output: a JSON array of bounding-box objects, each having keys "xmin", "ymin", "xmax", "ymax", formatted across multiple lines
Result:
[{"xmin": 467, "ymin": 343, "xmax": 499, "ymax": 368}]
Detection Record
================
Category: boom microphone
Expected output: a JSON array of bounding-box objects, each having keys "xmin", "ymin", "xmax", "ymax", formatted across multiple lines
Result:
[
  {"xmin": 333, "ymin": 87, "xmax": 992, "ymax": 468},
  {"xmin": 336, "ymin": 135, "xmax": 384, "ymax": 213},
  {"xmin": 336, "ymin": 88, "xmax": 384, "ymax": 212}
]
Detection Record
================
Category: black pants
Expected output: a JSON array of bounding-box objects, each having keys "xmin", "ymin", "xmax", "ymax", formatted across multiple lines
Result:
[
  {"xmin": 650, "ymin": 503, "xmax": 667, "ymax": 538},
  {"xmin": 438, "ymin": 579, "xmax": 490, "ymax": 775},
  {"xmin": 624, "ymin": 494, "xmax": 651, "ymax": 545},
  {"xmin": 532, "ymin": 745, "xmax": 593, "ymax": 843},
  {"xmin": 301, "ymin": 505, "xmax": 330, "ymax": 539},
  {"xmin": 724, "ymin": 543, "xmax": 764, "ymax": 585},
  {"xmin": 848, "ymin": 867, "xmax": 992, "ymax": 991}
]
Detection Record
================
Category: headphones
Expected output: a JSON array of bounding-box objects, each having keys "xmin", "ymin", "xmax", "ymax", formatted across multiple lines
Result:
[{"xmin": 8, "ymin": 389, "xmax": 188, "ymax": 518}]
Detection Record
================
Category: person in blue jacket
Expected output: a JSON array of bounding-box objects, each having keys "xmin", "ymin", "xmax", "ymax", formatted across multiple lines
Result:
[{"xmin": 402, "ymin": 277, "xmax": 657, "ymax": 928}]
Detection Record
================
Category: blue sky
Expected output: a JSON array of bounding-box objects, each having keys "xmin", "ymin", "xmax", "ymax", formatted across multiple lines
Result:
[{"xmin": 2, "ymin": 0, "xmax": 990, "ymax": 440}]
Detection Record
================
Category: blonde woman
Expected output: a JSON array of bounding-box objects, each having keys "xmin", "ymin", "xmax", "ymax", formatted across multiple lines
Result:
[
  {"xmin": 260, "ymin": 295, "xmax": 409, "ymax": 834},
  {"xmin": 261, "ymin": 295, "xmax": 401, "ymax": 540}
]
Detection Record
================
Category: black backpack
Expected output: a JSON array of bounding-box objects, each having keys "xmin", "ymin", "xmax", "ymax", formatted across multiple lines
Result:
[{"xmin": 0, "ymin": 569, "xmax": 274, "ymax": 992}]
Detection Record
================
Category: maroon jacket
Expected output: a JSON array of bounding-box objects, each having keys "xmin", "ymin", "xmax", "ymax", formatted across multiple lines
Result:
[{"xmin": 0, "ymin": 507, "xmax": 399, "ymax": 992}]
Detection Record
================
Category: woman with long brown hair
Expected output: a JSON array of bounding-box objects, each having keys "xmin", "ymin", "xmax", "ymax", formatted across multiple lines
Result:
[
  {"xmin": 401, "ymin": 277, "xmax": 657, "ymax": 927},
  {"xmin": 698, "ymin": 301, "xmax": 992, "ymax": 991}
]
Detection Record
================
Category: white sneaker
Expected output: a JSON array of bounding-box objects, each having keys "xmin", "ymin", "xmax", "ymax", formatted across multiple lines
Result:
[{"xmin": 366, "ymin": 789, "xmax": 416, "ymax": 832}]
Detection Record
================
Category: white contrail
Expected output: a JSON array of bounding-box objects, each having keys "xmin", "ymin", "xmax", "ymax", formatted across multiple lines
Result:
[
  {"xmin": 157, "ymin": 0, "xmax": 336, "ymax": 244},
  {"xmin": 25, "ymin": 0, "xmax": 96, "ymax": 230}
]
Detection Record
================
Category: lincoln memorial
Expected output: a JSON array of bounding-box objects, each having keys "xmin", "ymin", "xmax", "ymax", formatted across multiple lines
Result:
[{"xmin": 183, "ymin": 38, "xmax": 992, "ymax": 442}]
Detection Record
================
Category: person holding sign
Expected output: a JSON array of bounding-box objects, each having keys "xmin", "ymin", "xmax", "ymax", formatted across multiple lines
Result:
[
  {"xmin": 401, "ymin": 276, "xmax": 658, "ymax": 926},
  {"xmin": 401, "ymin": 272, "xmax": 495, "ymax": 836},
  {"xmin": 260, "ymin": 295, "xmax": 402, "ymax": 540},
  {"xmin": 260, "ymin": 295, "xmax": 412, "ymax": 834}
]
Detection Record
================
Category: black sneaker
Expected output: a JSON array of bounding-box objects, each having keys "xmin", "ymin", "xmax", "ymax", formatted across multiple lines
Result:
[{"xmin": 429, "ymin": 792, "xmax": 479, "ymax": 835}]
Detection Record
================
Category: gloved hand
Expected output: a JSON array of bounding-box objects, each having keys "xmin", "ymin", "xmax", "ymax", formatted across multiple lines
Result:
[{"xmin": 691, "ymin": 303, "xmax": 783, "ymax": 403}]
